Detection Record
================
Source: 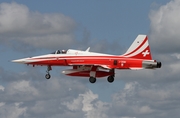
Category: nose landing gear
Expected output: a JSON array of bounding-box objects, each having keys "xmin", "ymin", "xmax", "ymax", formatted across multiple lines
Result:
[{"xmin": 45, "ymin": 66, "xmax": 52, "ymax": 79}]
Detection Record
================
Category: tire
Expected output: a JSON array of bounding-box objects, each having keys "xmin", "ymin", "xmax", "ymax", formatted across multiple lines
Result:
[
  {"xmin": 107, "ymin": 76, "xmax": 114, "ymax": 83},
  {"xmin": 89, "ymin": 77, "xmax": 96, "ymax": 83},
  {"xmin": 45, "ymin": 74, "xmax": 51, "ymax": 79}
]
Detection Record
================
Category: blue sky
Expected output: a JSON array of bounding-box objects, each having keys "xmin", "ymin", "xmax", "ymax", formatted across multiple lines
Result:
[{"xmin": 2, "ymin": 0, "xmax": 180, "ymax": 118}]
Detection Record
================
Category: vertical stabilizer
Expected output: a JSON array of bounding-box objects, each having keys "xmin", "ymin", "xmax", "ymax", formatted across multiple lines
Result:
[{"xmin": 123, "ymin": 35, "xmax": 152, "ymax": 60}]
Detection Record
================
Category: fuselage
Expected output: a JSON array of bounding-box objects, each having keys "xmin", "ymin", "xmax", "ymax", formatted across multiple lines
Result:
[{"xmin": 13, "ymin": 52, "xmax": 155, "ymax": 70}]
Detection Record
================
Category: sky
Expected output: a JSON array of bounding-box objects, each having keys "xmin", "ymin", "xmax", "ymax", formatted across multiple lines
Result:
[{"xmin": 1, "ymin": 0, "xmax": 180, "ymax": 118}]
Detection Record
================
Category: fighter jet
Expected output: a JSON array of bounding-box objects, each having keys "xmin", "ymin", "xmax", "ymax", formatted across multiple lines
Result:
[{"xmin": 12, "ymin": 35, "xmax": 161, "ymax": 83}]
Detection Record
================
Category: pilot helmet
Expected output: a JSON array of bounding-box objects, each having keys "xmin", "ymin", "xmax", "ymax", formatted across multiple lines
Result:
[{"xmin": 61, "ymin": 50, "xmax": 66, "ymax": 53}]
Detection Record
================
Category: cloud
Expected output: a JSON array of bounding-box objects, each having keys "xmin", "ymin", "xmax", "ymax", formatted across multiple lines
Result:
[
  {"xmin": 149, "ymin": 0, "xmax": 180, "ymax": 53},
  {"xmin": 61, "ymin": 80, "xmax": 180, "ymax": 118},
  {"xmin": 0, "ymin": 102, "xmax": 27, "ymax": 118},
  {"xmin": 0, "ymin": 2, "xmax": 122, "ymax": 54},
  {"xmin": 62, "ymin": 90, "xmax": 110, "ymax": 118},
  {"xmin": 0, "ymin": 2, "xmax": 77, "ymax": 51},
  {"xmin": 1, "ymin": 66, "xmax": 180, "ymax": 118},
  {"xmin": 0, "ymin": 68, "xmax": 88, "ymax": 118},
  {"xmin": 147, "ymin": 0, "xmax": 180, "ymax": 86},
  {"xmin": 109, "ymin": 81, "xmax": 180, "ymax": 118}
]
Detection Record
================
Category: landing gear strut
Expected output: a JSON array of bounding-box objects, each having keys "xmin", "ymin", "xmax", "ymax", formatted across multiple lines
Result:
[{"xmin": 45, "ymin": 66, "xmax": 52, "ymax": 79}]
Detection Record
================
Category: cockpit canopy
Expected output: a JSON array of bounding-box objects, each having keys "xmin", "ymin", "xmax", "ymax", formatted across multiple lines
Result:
[{"xmin": 51, "ymin": 50, "xmax": 67, "ymax": 54}]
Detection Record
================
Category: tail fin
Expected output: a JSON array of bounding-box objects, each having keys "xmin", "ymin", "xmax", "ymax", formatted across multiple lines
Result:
[{"xmin": 123, "ymin": 35, "xmax": 152, "ymax": 60}]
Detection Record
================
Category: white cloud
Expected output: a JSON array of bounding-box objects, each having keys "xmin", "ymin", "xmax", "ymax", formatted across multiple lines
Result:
[
  {"xmin": 0, "ymin": 2, "xmax": 123, "ymax": 53},
  {"xmin": 110, "ymin": 81, "xmax": 180, "ymax": 118},
  {"xmin": 63, "ymin": 90, "xmax": 109, "ymax": 118},
  {"xmin": 1, "ymin": 67, "xmax": 180, "ymax": 118},
  {"xmin": 6, "ymin": 80, "xmax": 38, "ymax": 96},
  {"xmin": 0, "ymin": 85, "xmax": 4, "ymax": 91},
  {"xmin": 62, "ymin": 96, "xmax": 83, "ymax": 111},
  {"xmin": 139, "ymin": 106, "xmax": 153, "ymax": 114},
  {"xmin": 80, "ymin": 90, "xmax": 98, "ymax": 112},
  {"xmin": 149, "ymin": 0, "xmax": 180, "ymax": 53},
  {"xmin": 0, "ymin": 70, "xmax": 88, "ymax": 118},
  {"xmin": 0, "ymin": 2, "xmax": 29, "ymax": 33},
  {"xmin": 0, "ymin": 2, "xmax": 77, "ymax": 51},
  {"xmin": 0, "ymin": 102, "xmax": 27, "ymax": 118},
  {"xmin": 0, "ymin": 102, "xmax": 5, "ymax": 107}
]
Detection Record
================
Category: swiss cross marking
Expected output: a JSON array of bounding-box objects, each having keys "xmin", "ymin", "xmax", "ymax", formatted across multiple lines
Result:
[{"xmin": 142, "ymin": 50, "xmax": 150, "ymax": 57}]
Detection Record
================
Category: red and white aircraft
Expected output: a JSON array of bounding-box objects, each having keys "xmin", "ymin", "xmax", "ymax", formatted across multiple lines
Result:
[{"xmin": 12, "ymin": 35, "xmax": 161, "ymax": 83}]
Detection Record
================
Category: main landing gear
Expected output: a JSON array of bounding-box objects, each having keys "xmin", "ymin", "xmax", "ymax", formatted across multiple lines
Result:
[
  {"xmin": 107, "ymin": 69, "xmax": 115, "ymax": 83},
  {"xmin": 89, "ymin": 69, "xmax": 115, "ymax": 83},
  {"xmin": 89, "ymin": 75, "xmax": 115, "ymax": 83},
  {"xmin": 45, "ymin": 66, "xmax": 52, "ymax": 79}
]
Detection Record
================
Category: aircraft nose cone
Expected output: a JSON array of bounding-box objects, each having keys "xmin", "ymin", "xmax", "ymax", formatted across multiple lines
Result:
[
  {"xmin": 12, "ymin": 58, "xmax": 29, "ymax": 63},
  {"xmin": 12, "ymin": 59, "xmax": 22, "ymax": 63}
]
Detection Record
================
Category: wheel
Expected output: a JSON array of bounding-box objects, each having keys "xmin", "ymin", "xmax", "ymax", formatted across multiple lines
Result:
[
  {"xmin": 45, "ymin": 74, "xmax": 51, "ymax": 79},
  {"xmin": 107, "ymin": 76, "xmax": 114, "ymax": 83},
  {"xmin": 89, "ymin": 77, "xmax": 96, "ymax": 83}
]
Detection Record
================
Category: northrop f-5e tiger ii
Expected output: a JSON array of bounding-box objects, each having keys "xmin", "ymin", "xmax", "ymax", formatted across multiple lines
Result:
[{"xmin": 12, "ymin": 35, "xmax": 162, "ymax": 83}]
